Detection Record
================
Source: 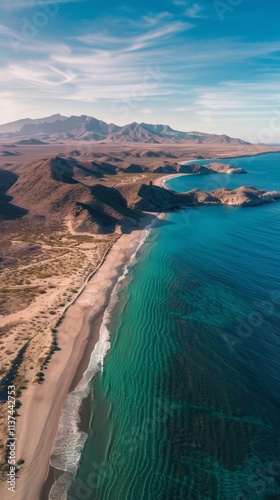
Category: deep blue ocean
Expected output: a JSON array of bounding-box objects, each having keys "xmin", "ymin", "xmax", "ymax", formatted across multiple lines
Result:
[{"xmin": 65, "ymin": 153, "xmax": 280, "ymax": 500}]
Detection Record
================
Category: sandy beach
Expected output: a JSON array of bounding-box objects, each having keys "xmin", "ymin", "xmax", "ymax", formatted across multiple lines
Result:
[
  {"xmin": 0, "ymin": 213, "xmax": 156, "ymax": 500},
  {"xmin": 154, "ymin": 173, "xmax": 191, "ymax": 188}
]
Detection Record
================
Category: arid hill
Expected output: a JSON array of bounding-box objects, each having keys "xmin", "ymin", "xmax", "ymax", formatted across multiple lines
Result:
[
  {"xmin": 7, "ymin": 157, "xmax": 144, "ymax": 233},
  {"xmin": 0, "ymin": 168, "xmax": 28, "ymax": 219},
  {"xmin": 3, "ymin": 154, "xmax": 279, "ymax": 233}
]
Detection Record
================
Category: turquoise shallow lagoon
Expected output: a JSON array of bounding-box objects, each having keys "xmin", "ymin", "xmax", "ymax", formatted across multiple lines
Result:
[{"xmin": 68, "ymin": 153, "xmax": 280, "ymax": 500}]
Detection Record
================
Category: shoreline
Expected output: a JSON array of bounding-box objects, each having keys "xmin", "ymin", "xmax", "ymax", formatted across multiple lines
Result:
[
  {"xmin": 0, "ymin": 212, "xmax": 157, "ymax": 500},
  {"xmin": 1, "ymin": 148, "xmax": 279, "ymax": 499},
  {"xmin": 180, "ymin": 148, "xmax": 280, "ymax": 162},
  {"xmin": 183, "ymin": 148, "xmax": 280, "ymax": 162},
  {"xmin": 154, "ymin": 173, "xmax": 189, "ymax": 189},
  {"xmin": 154, "ymin": 150, "xmax": 280, "ymax": 190}
]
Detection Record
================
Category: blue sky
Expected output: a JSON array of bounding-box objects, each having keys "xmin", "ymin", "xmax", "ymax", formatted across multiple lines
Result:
[{"xmin": 0, "ymin": 0, "xmax": 280, "ymax": 141}]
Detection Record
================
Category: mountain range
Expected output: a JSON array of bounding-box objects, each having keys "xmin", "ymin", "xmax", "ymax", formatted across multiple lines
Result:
[{"xmin": 0, "ymin": 114, "xmax": 249, "ymax": 145}]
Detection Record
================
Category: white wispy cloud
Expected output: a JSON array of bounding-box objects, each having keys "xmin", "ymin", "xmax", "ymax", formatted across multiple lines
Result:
[
  {"xmin": 127, "ymin": 22, "xmax": 193, "ymax": 51},
  {"xmin": 1, "ymin": 0, "xmax": 83, "ymax": 10},
  {"xmin": 0, "ymin": 43, "xmax": 171, "ymax": 102},
  {"xmin": 0, "ymin": 90, "xmax": 32, "ymax": 123},
  {"xmin": 1, "ymin": 32, "xmax": 280, "ymax": 109},
  {"xmin": 0, "ymin": 6, "xmax": 280, "ymax": 139},
  {"xmin": 173, "ymin": 0, "xmax": 188, "ymax": 6},
  {"xmin": 169, "ymin": 106, "xmax": 194, "ymax": 111},
  {"xmin": 191, "ymin": 82, "xmax": 280, "ymax": 132},
  {"xmin": 75, "ymin": 15, "xmax": 194, "ymax": 53},
  {"xmin": 0, "ymin": 22, "xmax": 71, "ymax": 55},
  {"xmin": 185, "ymin": 3, "xmax": 203, "ymax": 18},
  {"xmin": 141, "ymin": 12, "xmax": 173, "ymax": 26}
]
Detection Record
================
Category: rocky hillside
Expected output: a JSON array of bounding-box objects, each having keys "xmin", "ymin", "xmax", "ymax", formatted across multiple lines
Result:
[
  {"xmin": 1, "ymin": 153, "xmax": 278, "ymax": 235},
  {"xmin": 5, "ymin": 157, "xmax": 143, "ymax": 233}
]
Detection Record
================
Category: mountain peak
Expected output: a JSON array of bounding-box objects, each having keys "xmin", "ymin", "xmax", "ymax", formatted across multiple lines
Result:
[{"xmin": 0, "ymin": 114, "xmax": 250, "ymax": 145}]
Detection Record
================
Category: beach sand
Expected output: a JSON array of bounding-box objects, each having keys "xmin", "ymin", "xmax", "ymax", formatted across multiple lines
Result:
[
  {"xmin": 0, "ymin": 213, "xmax": 156, "ymax": 500},
  {"xmin": 154, "ymin": 173, "xmax": 191, "ymax": 188}
]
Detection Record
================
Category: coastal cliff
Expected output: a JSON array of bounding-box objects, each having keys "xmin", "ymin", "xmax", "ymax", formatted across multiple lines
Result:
[
  {"xmin": 211, "ymin": 186, "xmax": 280, "ymax": 206},
  {"xmin": 135, "ymin": 184, "xmax": 280, "ymax": 211},
  {"xmin": 178, "ymin": 162, "xmax": 247, "ymax": 175}
]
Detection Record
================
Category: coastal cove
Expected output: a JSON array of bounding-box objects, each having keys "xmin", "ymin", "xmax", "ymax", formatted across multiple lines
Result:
[{"xmin": 61, "ymin": 152, "xmax": 280, "ymax": 499}]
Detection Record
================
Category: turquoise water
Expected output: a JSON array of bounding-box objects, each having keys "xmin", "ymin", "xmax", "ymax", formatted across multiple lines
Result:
[
  {"xmin": 68, "ymin": 153, "xmax": 280, "ymax": 500},
  {"xmin": 167, "ymin": 153, "xmax": 280, "ymax": 193}
]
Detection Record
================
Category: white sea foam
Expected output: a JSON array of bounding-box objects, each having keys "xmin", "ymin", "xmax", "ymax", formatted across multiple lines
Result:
[
  {"xmin": 48, "ymin": 472, "xmax": 74, "ymax": 500},
  {"xmin": 48, "ymin": 217, "xmax": 160, "ymax": 498}
]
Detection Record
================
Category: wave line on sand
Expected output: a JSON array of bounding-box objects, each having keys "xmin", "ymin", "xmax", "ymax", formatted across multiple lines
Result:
[{"xmin": 48, "ymin": 216, "xmax": 161, "ymax": 499}]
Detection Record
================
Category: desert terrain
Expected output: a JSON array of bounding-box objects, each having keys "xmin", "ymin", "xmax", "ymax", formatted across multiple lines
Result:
[{"xmin": 0, "ymin": 129, "xmax": 279, "ymax": 498}]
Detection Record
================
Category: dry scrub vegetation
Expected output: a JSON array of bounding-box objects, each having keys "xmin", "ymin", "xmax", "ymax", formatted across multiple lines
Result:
[{"xmin": 0, "ymin": 218, "xmax": 116, "ymax": 469}]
